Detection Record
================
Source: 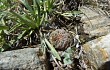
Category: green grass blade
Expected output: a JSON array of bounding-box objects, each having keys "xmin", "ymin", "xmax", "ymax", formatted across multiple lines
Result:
[
  {"xmin": 17, "ymin": 30, "xmax": 26, "ymax": 40},
  {"xmin": 20, "ymin": 0, "xmax": 34, "ymax": 14},
  {"xmin": 47, "ymin": 0, "xmax": 50, "ymax": 9},
  {"xmin": 9, "ymin": 23, "xmax": 22, "ymax": 33},
  {"xmin": 11, "ymin": 11, "xmax": 36, "ymax": 29},
  {"xmin": 72, "ymin": 11, "xmax": 82, "ymax": 16},
  {"xmin": 11, "ymin": 11, "xmax": 29, "ymax": 23},
  {"xmin": 32, "ymin": 0, "xmax": 38, "ymax": 23},
  {"xmin": 40, "ymin": 14, "xmax": 45, "ymax": 25},
  {"xmin": 0, "ymin": 26, "xmax": 8, "ymax": 30},
  {"xmin": 44, "ymin": 1, "xmax": 46, "ymax": 11},
  {"xmin": 35, "ymin": 0, "xmax": 41, "ymax": 26},
  {"xmin": 44, "ymin": 38, "xmax": 61, "ymax": 61},
  {"xmin": 0, "ymin": 18, "xmax": 8, "ymax": 30},
  {"xmin": 47, "ymin": 0, "xmax": 54, "ymax": 11}
]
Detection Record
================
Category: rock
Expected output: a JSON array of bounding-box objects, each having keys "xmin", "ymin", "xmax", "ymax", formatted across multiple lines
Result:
[
  {"xmin": 80, "ymin": 6, "xmax": 110, "ymax": 38},
  {"xmin": 83, "ymin": 33, "xmax": 110, "ymax": 69},
  {"xmin": 0, "ymin": 47, "xmax": 48, "ymax": 70}
]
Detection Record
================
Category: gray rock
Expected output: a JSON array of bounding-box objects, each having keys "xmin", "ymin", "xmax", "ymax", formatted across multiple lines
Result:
[
  {"xmin": 0, "ymin": 48, "xmax": 48, "ymax": 70},
  {"xmin": 83, "ymin": 33, "xmax": 110, "ymax": 69},
  {"xmin": 80, "ymin": 6, "xmax": 110, "ymax": 38}
]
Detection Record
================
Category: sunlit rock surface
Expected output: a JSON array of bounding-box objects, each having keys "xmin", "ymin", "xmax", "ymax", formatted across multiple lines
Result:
[
  {"xmin": 83, "ymin": 33, "xmax": 110, "ymax": 69},
  {"xmin": 0, "ymin": 48, "xmax": 48, "ymax": 70},
  {"xmin": 80, "ymin": 7, "xmax": 110, "ymax": 69},
  {"xmin": 80, "ymin": 6, "xmax": 110, "ymax": 37}
]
